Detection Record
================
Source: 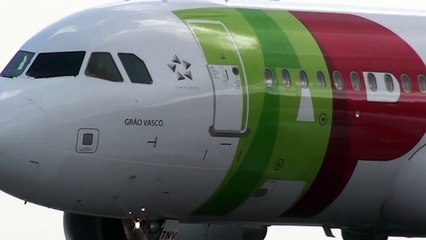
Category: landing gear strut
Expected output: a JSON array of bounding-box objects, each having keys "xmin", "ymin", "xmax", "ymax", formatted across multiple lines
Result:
[{"xmin": 122, "ymin": 219, "xmax": 164, "ymax": 240}]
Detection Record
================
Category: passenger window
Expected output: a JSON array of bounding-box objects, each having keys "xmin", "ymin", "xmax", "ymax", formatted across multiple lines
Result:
[
  {"xmin": 1, "ymin": 51, "xmax": 35, "ymax": 78},
  {"xmin": 317, "ymin": 71, "xmax": 326, "ymax": 88},
  {"xmin": 264, "ymin": 69, "xmax": 274, "ymax": 87},
  {"xmin": 367, "ymin": 73, "xmax": 377, "ymax": 92},
  {"xmin": 27, "ymin": 51, "xmax": 85, "ymax": 79},
  {"xmin": 350, "ymin": 72, "xmax": 361, "ymax": 91},
  {"xmin": 333, "ymin": 71, "xmax": 344, "ymax": 90},
  {"xmin": 86, "ymin": 52, "xmax": 123, "ymax": 82},
  {"xmin": 118, "ymin": 53, "xmax": 153, "ymax": 84},
  {"xmin": 401, "ymin": 74, "xmax": 411, "ymax": 93},
  {"xmin": 418, "ymin": 75, "xmax": 426, "ymax": 93},
  {"xmin": 384, "ymin": 74, "xmax": 394, "ymax": 92},
  {"xmin": 299, "ymin": 70, "xmax": 308, "ymax": 89},
  {"xmin": 281, "ymin": 69, "xmax": 291, "ymax": 88}
]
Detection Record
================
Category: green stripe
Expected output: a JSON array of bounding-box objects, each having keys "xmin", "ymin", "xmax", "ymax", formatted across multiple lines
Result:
[
  {"xmin": 238, "ymin": 9, "xmax": 300, "ymax": 69},
  {"xmin": 263, "ymin": 11, "xmax": 333, "ymax": 195},
  {"xmin": 176, "ymin": 8, "xmax": 267, "ymax": 215},
  {"xmin": 175, "ymin": 8, "xmax": 333, "ymax": 216},
  {"xmin": 192, "ymin": 9, "xmax": 300, "ymax": 215}
]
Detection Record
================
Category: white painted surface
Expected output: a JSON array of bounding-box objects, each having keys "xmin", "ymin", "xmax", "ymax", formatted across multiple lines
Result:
[
  {"xmin": 0, "ymin": 0, "xmax": 425, "ymax": 239},
  {"xmin": 297, "ymin": 88, "xmax": 315, "ymax": 122},
  {"xmin": 363, "ymin": 72, "xmax": 401, "ymax": 103},
  {"xmin": 208, "ymin": 65, "xmax": 244, "ymax": 132}
]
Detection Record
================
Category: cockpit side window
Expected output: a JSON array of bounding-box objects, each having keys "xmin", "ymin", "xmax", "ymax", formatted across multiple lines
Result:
[
  {"xmin": 1, "ymin": 51, "xmax": 35, "ymax": 78},
  {"xmin": 85, "ymin": 52, "xmax": 123, "ymax": 82},
  {"xmin": 118, "ymin": 53, "xmax": 153, "ymax": 84},
  {"xmin": 26, "ymin": 51, "xmax": 85, "ymax": 79}
]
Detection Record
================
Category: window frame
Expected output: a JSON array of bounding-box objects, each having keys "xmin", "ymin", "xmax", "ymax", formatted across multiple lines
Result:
[
  {"xmin": 281, "ymin": 69, "xmax": 291, "ymax": 89},
  {"xmin": 384, "ymin": 74, "xmax": 394, "ymax": 93},
  {"xmin": 26, "ymin": 51, "xmax": 86, "ymax": 79},
  {"xmin": 333, "ymin": 71, "xmax": 344, "ymax": 90},
  {"xmin": 85, "ymin": 52, "xmax": 123, "ymax": 82},
  {"xmin": 316, "ymin": 71, "xmax": 326, "ymax": 88},
  {"xmin": 350, "ymin": 72, "xmax": 361, "ymax": 91},
  {"xmin": 418, "ymin": 74, "xmax": 426, "ymax": 93},
  {"xmin": 401, "ymin": 74, "xmax": 411, "ymax": 93},
  {"xmin": 1, "ymin": 51, "xmax": 35, "ymax": 78},
  {"xmin": 118, "ymin": 53, "xmax": 153, "ymax": 85},
  {"xmin": 299, "ymin": 70, "xmax": 309, "ymax": 89},
  {"xmin": 367, "ymin": 73, "xmax": 378, "ymax": 92},
  {"xmin": 264, "ymin": 68, "xmax": 274, "ymax": 88}
]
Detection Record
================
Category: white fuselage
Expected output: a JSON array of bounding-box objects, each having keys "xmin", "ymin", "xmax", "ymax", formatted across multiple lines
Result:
[{"xmin": 2, "ymin": 1, "xmax": 426, "ymax": 237}]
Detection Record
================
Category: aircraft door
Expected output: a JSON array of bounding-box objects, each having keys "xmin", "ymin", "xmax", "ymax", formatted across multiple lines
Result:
[{"xmin": 187, "ymin": 21, "xmax": 249, "ymax": 137}]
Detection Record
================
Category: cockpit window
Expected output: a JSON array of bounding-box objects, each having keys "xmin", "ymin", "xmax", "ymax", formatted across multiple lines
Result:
[
  {"xmin": 1, "ymin": 51, "xmax": 35, "ymax": 78},
  {"xmin": 118, "ymin": 53, "xmax": 153, "ymax": 84},
  {"xmin": 26, "ymin": 51, "xmax": 85, "ymax": 79},
  {"xmin": 85, "ymin": 52, "xmax": 123, "ymax": 82}
]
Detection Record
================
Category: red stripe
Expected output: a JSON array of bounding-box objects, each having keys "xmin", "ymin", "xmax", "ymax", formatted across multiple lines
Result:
[{"xmin": 283, "ymin": 11, "xmax": 426, "ymax": 218}]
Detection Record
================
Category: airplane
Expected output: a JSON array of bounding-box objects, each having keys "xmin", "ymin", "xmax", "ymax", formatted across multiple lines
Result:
[{"xmin": 0, "ymin": 0, "xmax": 426, "ymax": 239}]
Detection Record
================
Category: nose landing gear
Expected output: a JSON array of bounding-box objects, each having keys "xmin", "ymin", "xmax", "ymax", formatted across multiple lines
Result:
[{"xmin": 123, "ymin": 219, "xmax": 164, "ymax": 240}]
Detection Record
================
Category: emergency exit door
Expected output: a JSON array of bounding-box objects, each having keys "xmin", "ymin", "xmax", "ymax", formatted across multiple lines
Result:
[{"xmin": 188, "ymin": 20, "xmax": 249, "ymax": 137}]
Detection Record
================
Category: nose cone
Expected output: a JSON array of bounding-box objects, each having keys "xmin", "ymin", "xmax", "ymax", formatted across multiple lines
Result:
[{"xmin": 0, "ymin": 93, "xmax": 48, "ymax": 200}]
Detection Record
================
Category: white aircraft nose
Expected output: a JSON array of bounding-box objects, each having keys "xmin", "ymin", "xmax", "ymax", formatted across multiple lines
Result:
[{"xmin": 0, "ymin": 94, "xmax": 48, "ymax": 201}]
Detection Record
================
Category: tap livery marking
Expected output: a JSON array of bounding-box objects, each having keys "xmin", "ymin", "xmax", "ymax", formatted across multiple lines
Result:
[
  {"xmin": 175, "ymin": 8, "xmax": 426, "ymax": 218},
  {"xmin": 175, "ymin": 8, "xmax": 333, "ymax": 216},
  {"xmin": 3, "ymin": 1, "xmax": 426, "ymax": 239}
]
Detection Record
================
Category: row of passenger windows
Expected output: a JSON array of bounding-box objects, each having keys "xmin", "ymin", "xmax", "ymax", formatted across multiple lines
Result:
[
  {"xmin": 265, "ymin": 69, "xmax": 328, "ymax": 90},
  {"xmin": 0, "ymin": 51, "xmax": 153, "ymax": 84},
  {"xmin": 264, "ymin": 68, "xmax": 426, "ymax": 93}
]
